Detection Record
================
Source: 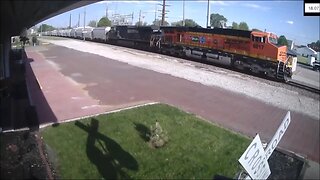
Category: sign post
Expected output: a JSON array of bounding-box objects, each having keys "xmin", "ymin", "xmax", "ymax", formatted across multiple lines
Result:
[
  {"xmin": 239, "ymin": 134, "xmax": 271, "ymax": 179},
  {"xmin": 265, "ymin": 111, "xmax": 291, "ymax": 160},
  {"xmin": 238, "ymin": 111, "xmax": 291, "ymax": 180}
]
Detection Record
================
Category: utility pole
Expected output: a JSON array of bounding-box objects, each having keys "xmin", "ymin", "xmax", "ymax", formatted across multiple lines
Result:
[
  {"xmin": 83, "ymin": 8, "xmax": 86, "ymax": 40},
  {"xmin": 106, "ymin": 4, "xmax": 108, "ymax": 18},
  {"xmin": 183, "ymin": 0, "xmax": 185, "ymax": 26},
  {"xmin": 161, "ymin": 0, "xmax": 166, "ymax": 26},
  {"xmin": 138, "ymin": 10, "xmax": 142, "ymax": 26},
  {"xmin": 78, "ymin": 13, "xmax": 80, "ymax": 27},
  {"xmin": 159, "ymin": 0, "xmax": 169, "ymax": 26},
  {"xmin": 154, "ymin": 4, "xmax": 157, "ymax": 23},
  {"xmin": 69, "ymin": 13, "xmax": 71, "ymax": 28},
  {"xmin": 40, "ymin": 24, "xmax": 43, "ymax": 36},
  {"xmin": 132, "ymin": 12, "xmax": 134, "ymax": 25},
  {"xmin": 206, "ymin": 0, "xmax": 210, "ymax": 28}
]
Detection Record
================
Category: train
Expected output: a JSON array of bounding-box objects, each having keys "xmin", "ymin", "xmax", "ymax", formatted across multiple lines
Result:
[{"xmin": 43, "ymin": 25, "xmax": 296, "ymax": 82}]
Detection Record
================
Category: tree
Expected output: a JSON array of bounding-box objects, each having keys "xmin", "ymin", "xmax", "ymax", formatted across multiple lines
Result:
[
  {"xmin": 278, "ymin": 35, "xmax": 288, "ymax": 46},
  {"xmin": 152, "ymin": 19, "xmax": 169, "ymax": 26},
  {"xmin": 97, "ymin": 17, "xmax": 111, "ymax": 27},
  {"xmin": 37, "ymin": 24, "xmax": 55, "ymax": 32},
  {"xmin": 308, "ymin": 40, "xmax": 320, "ymax": 52},
  {"xmin": 238, "ymin": 22, "xmax": 249, "ymax": 31},
  {"xmin": 210, "ymin": 13, "xmax": 227, "ymax": 28},
  {"xmin": 88, "ymin": 20, "xmax": 97, "ymax": 27},
  {"xmin": 232, "ymin": 22, "xmax": 238, "ymax": 29},
  {"xmin": 171, "ymin": 19, "xmax": 199, "ymax": 27}
]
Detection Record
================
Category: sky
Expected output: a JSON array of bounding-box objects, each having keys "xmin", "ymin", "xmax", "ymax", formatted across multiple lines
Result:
[{"xmin": 39, "ymin": 0, "xmax": 320, "ymax": 46}]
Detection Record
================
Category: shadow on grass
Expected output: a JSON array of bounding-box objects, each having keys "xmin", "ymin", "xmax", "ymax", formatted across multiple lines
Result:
[
  {"xmin": 75, "ymin": 119, "xmax": 138, "ymax": 179},
  {"xmin": 133, "ymin": 122, "xmax": 150, "ymax": 142}
]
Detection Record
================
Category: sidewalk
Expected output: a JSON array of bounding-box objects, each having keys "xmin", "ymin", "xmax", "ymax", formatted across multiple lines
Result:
[{"xmin": 25, "ymin": 49, "xmax": 107, "ymax": 125}]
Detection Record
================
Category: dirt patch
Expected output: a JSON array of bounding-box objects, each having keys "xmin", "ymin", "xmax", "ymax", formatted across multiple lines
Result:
[
  {"xmin": 0, "ymin": 130, "xmax": 52, "ymax": 179},
  {"xmin": 268, "ymin": 149, "xmax": 305, "ymax": 179},
  {"xmin": 233, "ymin": 149, "xmax": 305, "ymax": 179}
]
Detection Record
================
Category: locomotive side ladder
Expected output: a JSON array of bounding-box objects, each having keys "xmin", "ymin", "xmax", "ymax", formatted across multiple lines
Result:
[{"xmin": 276, "ymin": 60, "xmax": 289, "ymax": 82}]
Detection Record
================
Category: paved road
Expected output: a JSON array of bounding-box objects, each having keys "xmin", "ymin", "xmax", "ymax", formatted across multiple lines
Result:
[
  {"xmin": 292, "ymin": 64, "xmax": 320, "ymax": 89},
  {"xmin": 25, "ymin": 44, "xmax": 319, "ymax": 163}
]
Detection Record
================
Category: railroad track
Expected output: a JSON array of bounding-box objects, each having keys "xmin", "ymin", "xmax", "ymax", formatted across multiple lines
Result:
[{"xmin": 287, "ymin": 80, "xmax": 320, "ymax": 94}]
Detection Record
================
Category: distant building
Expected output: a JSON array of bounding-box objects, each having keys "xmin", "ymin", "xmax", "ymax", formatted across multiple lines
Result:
[
  {"xmin": 111, "ymin": 13, "xmax": 133, "ymax": 26},
  {"xmin": 294, "ymin": 46, "xmax": 318, "ymax": 58}
]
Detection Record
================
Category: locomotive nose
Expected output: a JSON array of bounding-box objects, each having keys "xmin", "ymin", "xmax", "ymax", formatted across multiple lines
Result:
[{"xmin": 277, "ymin": 46, "xmax": 287, "ymax": 62}]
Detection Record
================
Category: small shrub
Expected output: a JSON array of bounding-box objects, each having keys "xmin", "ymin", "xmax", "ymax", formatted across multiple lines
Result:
[{"xmin": 148, "ymin": 120, "xmax": 168, "ymax": 148}]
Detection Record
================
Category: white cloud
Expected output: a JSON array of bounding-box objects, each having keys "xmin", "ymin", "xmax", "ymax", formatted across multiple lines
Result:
[
  {"xmin": 209, "ymin": 1, "xmax": 227, "ymax": 6},
  {"xmin": 286, "ymin": 20, "xmax": 294, "ymax": 25},
  {"xmin": 195, "ymin": 0, "xmax": 236, "ymax": 6},
  {"xmin": 243, "ymin": 3, "xmax": 270, "ymax": 11},
  {"xmin": 119, "ymin": 1, "xmax": 159, "ymax": 4},
  {"xmin": 96, "ymin": 0, "xmax": 159, "ymax": 5}
]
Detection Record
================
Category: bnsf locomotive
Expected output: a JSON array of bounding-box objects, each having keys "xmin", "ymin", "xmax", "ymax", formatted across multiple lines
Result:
[{"xmin": 45, "ymin": 25, "xmax": 295, "ymax": 81}]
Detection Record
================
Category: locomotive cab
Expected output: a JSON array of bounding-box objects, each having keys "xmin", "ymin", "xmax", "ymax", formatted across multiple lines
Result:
[
  {"xmin": 268, "ymin": 33, "xmax": 293, "ymax": 79},
  {"xmin": 250, "ymin": 31, "xmax": 291, "ymax": 80}
]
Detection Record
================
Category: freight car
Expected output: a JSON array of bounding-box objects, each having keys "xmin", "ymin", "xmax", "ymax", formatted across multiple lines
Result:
[{"xmin": 92, "ymin": 27, "xmax": 111, "ymax": 42}]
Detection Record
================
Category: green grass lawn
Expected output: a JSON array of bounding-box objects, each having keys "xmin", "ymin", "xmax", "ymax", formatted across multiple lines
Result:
[
  {"xmin": 41, "ymin": 104, "xmax": 250, "ymax": 179},
  {"xmin": 297, "ymin": 55, "xmax": 309, "ymax": 64}
]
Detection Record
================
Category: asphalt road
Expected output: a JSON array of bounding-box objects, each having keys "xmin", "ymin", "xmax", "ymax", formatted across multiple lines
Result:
[
  {"xmin": 25, "ymin": 44, "xmax": 319, "ymax": 164},
  {"xmin": 292, "ymin": 64, "xmax": 320, "ymax": 89}
]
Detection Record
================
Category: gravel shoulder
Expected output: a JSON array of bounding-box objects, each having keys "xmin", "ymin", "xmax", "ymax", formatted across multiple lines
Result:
[{"xmin": 39, "ymin": 38, "xmax": 319, "ymax": 120}]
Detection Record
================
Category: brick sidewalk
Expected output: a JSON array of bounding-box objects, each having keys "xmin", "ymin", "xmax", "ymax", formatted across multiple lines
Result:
[{"xmin": 25, "ymin": 50, "xmax": 107, "ymax": 125}]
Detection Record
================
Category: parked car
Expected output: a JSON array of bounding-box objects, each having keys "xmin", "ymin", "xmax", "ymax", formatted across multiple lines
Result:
[{"xmin": 312, "ymin": 60, "xmax": 320, "ymax": 71}]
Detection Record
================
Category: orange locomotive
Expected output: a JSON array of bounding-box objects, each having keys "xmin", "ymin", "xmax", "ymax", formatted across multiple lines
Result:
[{"xmin": 152, "ymin": 27, "xmax": 292, "ymax": 81}]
